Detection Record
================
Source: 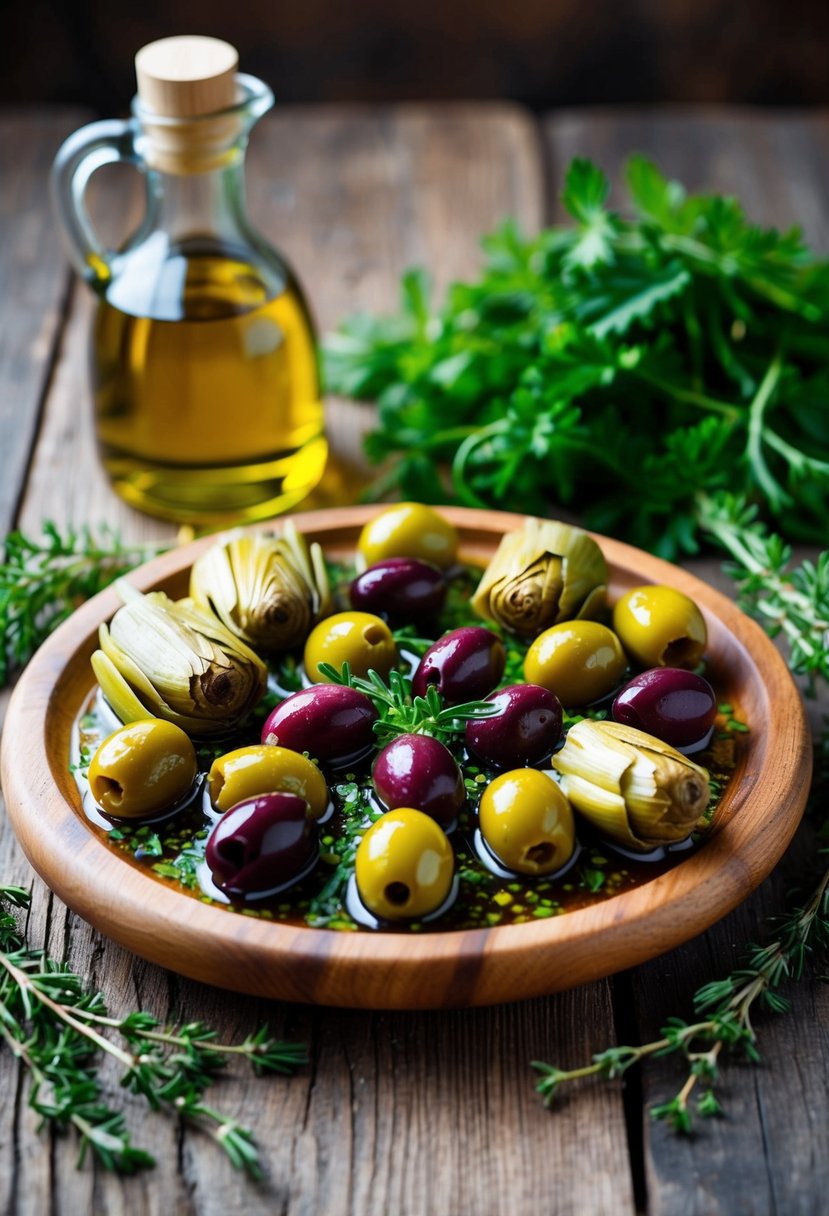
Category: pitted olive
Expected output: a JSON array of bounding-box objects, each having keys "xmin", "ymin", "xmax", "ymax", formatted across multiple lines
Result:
[
  {"xmin": 523, "ymin": 621, "xmax": 626, "ymax": 707},
  {"xmin": 355, "ymin": 808, "xmax": 454, "ymax": 921},
  {"xmin": 88, "ymin": 719, "xmax": 197, "ymax": 819},
  {"xmin": 478, "ymin": 768, "xmax": 575, "ymax": 875},
  {"xmin": 208, "ymin": 745, "xmax": 329, "ymax": 818},
  {"xmin": 612, "ymin": 585, "xmax": 707, "ymax": 669},
  {"xmin": 304, "ymin": 611, "xmax": 398, "ymax": 683},
  {"xmin": 357, "ymin": 503, "xmax": 458, "ymax": 569}
]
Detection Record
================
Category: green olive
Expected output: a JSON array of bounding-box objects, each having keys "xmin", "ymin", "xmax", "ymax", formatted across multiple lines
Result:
[
  {"xmin": 523, "ymin": 621, "xmax": 627, "ymax": 707},
  {"xmin": 478, "ymin": 769, "xmax": 575, "ymax": 875},
  {"xmin": 355, "ymin": 808, "xmax": 454, "ymax": 921},
  {"xmin": 304, "ymin": 611, "xmax": 398, "ymax": 683},
  {"xmin": 208, "ymin": 745, "xmax": 329, "ymax": 818},
  {"xmin": 612, "ymin": 585, "xmax": 707, "ymax": 669},
  {"xmin": 358, "ymin": 503, "xmax": 458, "ymax": 569},
  {"xmin": 88, "ymin": 719, "xmax": 197, "ymax": 819}
]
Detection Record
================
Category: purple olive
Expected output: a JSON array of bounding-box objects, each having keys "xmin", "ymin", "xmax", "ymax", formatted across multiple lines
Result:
[
  {"xmin": 412, "ymin": 626, "xmax": 506, "ymax": 706},
  {"xmin": 372, "ymin": 734, "xmax": 466, "ymax": 827},
  {"xmin": 465, "ymin": 684, "xmax": 563, "ymax": 768},
  {"xmin": 612, "ymin": 667, "xmax": 717, "ymax": 753},
  {"xmin": 205, "ymin": 792, "xmax": 318, "ymax": 899},
  {"xmin": 350, "ymin": 557, "xmax": 446, "ymax": 625},
  {"xmin": 262, "ymin": 685, "xmax": 377, "ymax": 767}
]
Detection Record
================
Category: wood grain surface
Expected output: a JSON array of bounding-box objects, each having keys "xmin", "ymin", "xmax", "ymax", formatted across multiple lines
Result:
[{"xmin": 0, "ymin": 103, "xmax": 826, "ymax": 1215}]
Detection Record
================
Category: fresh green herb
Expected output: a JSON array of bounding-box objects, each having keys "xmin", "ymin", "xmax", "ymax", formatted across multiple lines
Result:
[
  {"xmin": 325, "ymin": 156, "xmax": 829, "ymax": 560},
  {"xmin": 0, "ymin": 523, "xmax": 169, "ymax": 686},
  {"xmin": 0, "ymin": 884, "xmax": 306, "ymax": 1175},
  {"xmin": 319, "ymin": 660, "xmax": 499, "ymax": 742},
  {"xmin": 532, "ymin": 722, "xmax": 829, "ymax": 1130}
]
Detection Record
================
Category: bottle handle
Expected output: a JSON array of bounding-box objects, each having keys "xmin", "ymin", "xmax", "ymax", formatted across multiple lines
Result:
[{"xmin": 50, "ymin": 119, "xmax": 144, "ymax": 287}]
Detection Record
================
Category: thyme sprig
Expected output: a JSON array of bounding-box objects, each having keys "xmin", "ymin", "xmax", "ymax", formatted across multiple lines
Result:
[
  {"xmin": 0, "ymin": 523, "xmax": 170, "ymax": 686},
  {"xmin": 698, "ymin": 491, "xmax": 829, "ymax": 690},
  {"xmin": 533, "ymin": 726, "xmax": 829, "ymax": 1131},
  {"xmin": 0, "ymin": 885, "xmax": 306, "ymax": 1175},
  {"xmin": 318, "ymin": 660, "xmax": 499, "ymax": 743}
]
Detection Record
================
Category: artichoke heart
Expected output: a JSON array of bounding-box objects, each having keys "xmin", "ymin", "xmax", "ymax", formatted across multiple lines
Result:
[
  {"xmin": 91, "ymin": 583, "xmax": 267, "ymax": 737},
  {"xmin": 472, "ymin": 518, "xmax": 607, "ymax": 638},
  {"xmin": 552, "ymin": 719, "xmax": 710, "ymax": 852},
  {"xmin": 189, "ymin": 522, "xmax": 332, "ymax": 654}
]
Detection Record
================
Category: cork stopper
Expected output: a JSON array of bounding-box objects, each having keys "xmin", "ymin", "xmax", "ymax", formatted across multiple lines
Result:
[{"xmin": 134, "ymin": 36, "xmax": 242, "ymax": 173}]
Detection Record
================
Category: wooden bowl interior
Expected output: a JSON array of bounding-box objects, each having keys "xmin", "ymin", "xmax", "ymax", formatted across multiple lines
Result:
[{"xmin": 1, "ymin": 507, "xmax": 811, "ymax": 1009}]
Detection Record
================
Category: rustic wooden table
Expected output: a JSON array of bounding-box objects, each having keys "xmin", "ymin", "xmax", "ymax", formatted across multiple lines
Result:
[{"xmin": 0, "ymin": 104, "xmax": 827, "ymax": 1216}]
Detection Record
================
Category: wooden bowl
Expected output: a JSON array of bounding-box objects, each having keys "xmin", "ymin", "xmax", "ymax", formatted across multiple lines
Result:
[{"xmin": 0, "ymin": 507, "xmax": 812, "ymax": 1009}]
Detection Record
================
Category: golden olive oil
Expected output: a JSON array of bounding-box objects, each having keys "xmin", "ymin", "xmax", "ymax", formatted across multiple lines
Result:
[{"xmin": 92, "ymin": 244, "xmax": 327, "ymax": 524}]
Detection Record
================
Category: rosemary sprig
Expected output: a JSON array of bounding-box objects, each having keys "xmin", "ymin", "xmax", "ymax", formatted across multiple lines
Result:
[
  {"xmin": 533, "ymin": 725, "xmax": 829, "ymax": 1130},
  {"xmin": 318, "ymin": 660, "xmax": 498, "ymax": 743},
  {"xmin": 0, "ymin": 523, "xmax": 170, "ymax": 686},
  {"xmin": 0, "ymin": 885, "xmax": 306, "ymax": 1175}
]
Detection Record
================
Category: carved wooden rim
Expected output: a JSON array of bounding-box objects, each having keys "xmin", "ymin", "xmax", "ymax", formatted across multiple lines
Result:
[{"xmin": 0, "ymin": 507, "xmax": 812, "ymax": 1009}]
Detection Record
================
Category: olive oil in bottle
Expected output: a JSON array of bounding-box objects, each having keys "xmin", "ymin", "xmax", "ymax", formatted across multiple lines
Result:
[
  {"xmin": 52, "ymin": 36, "xmax": 327, "ymax": 524},
  {"xmin": 92, "ymin": 245, "xmax": 326, "ymax": 523}
]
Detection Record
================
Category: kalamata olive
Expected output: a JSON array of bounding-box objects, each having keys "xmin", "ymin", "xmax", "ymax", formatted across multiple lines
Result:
[
  {"xmin": 262, "ymin": 685, "xmax": 377, "ymax": 767},
  {"xmin": 523, "ymin": 621, "xmax": 627, "ymax": 707},
  {"xmin": 88, "ymin": 719, "xmax": 197, "ymax": 819},
  {"xmin": 478, "ymin": 768, "xmax": 575, "ymax": 875},
  {"xmin": 612, "ymin": 585, "xmax": 707, "ymax": 669},
  {"xmin": 349, "ymin": 557, "xmax": 446, "ymax": 625},
  {"xmin": 355, "ymin": 808, "xmax": 454, "ymax": 920},
  {"xmin": 208, "ymin": 745, "xmax": 329, "ymax": 818},
  {"xmin": 412, "ymin": 626, "xmax": 506, "ymax": 705},
  {"xmin": 612, "ymin": 667, "xmax": 717, "ymax": 753},
  {"xmin": 372, "ymin": 734, "xmax": 465, "ymax": 827},
  {"xmin": 465, "ymin": 684, "xmax": 562, "ymax": 768},
  {"xmin": 205, "ymin": 792, "xmax": 318, "ymax": 899},
  {"xmin": 304, "ymin": 611, "xmax": 398, "ymax": 683},
  {"xmin": 357, "ymin": 503, "xmax": 458, "ymax": 569}
]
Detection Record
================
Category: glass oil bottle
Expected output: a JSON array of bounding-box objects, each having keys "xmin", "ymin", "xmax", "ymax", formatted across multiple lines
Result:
[{"xmin": 52, "ymin": 36, "xmax": 327, "ymax": 524}]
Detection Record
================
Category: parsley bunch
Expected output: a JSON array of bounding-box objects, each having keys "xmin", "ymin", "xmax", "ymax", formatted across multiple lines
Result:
[{"xmin": 325, "ymin": 156, "xmax": 829, "ymax": 559}]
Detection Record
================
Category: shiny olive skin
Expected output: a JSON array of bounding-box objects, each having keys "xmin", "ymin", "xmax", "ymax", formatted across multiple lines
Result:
[
  {"xmin": 524, "ymin": 621, "xmax": 627, "ymax": 707},
  {"xmin": 304, "ymin": 611, "xmax": 398, "ymax": 684},
  {"xmin": 372, "ymin": 734, "xmax": 465, "ymax": 827},
  {"xmin": 208, "ymin": 745, "xmax": 329, "ymax": 819},
  {"xmin": 349, "ymin": 557, "xmax": 447, "ymax": 625},
  {"xmin": 465, "ymin": 684, "xmax": 563, "ymax": 769},
  {"xmin": 412, "ymin": 626, "xmax": 506, "ymax": 705},
  {"xmin": 355, "ymin": 808, "xmax": 454, "ymax": 921},
  {"xmin": 612, "ymin": 585, "xmax": 707, "ymax": 670},
  {"xmin": 88, "ymin": 719, "xmax": 197, "ymax": 819},
  {"xmin": 612, "ymin": 667, "xmax": 717, "ymax": 752},
  {"xmin": 205, "ymin": 792, "xmax": 318, "ymax": 899},
  {"xmin": 357, "ymin": 503, "xmax": 459, "ymax": 570},
  {"xmin": 478, "ymin": 768, "xmax": 575, "ymax": 876},
  {"xmin": 262, "ymin": 685, "xmax": 377, "ymax": 768}
]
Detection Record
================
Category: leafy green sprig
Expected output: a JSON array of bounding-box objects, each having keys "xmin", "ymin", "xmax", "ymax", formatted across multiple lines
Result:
[
  {"xmin": 0, "ymin": 523, "xmax": 169, "ymax": 685},
  {"xmin": 318, "ymin": 660, "xmax": 498, "ymax": 743},
  {"xmin": 0, "ymin": 885, "xmax": 306, "ymax": 1175},
  {"xmin": 325, "ymin": 155, "xmax": 829, "ymax": 559},
  {"xmin": 698, "ymin": 491, "xmax": 829, "ymax": 690}
]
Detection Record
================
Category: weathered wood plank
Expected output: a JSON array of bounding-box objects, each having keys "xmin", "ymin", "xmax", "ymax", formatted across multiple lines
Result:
[
  {"xmin": 3, "ymin": 105, "xmax": 635, "ymax": 1215},
  {"xmin": 544, "ymin": 109, "xmax": 829, "ymax": 1216},
  {"xmin": 0, "ymin": 111, "xmax": 87, "ymax": 534}
]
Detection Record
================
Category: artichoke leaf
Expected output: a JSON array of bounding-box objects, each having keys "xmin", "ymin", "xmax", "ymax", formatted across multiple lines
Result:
[
  {"xmin": 553, "ymin": 718, "xmax": 710, "ymax": 852},
  {"xmin": 472, "ymin": 517, "xmax": 607, "ymax": 638},
  {"xmin": 95, "ymin": 587, "xmax": 266, "ymax": 736},
  {"xmin": 189, "ymin": 524, "xmax": 331, "ymax": 653}
]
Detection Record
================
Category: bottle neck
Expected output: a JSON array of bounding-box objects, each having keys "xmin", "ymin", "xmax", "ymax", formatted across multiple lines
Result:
[{"xmin": 146, "ymin": 153, "xmax": 249, "ymax": 247}]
